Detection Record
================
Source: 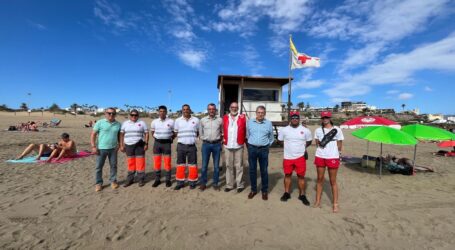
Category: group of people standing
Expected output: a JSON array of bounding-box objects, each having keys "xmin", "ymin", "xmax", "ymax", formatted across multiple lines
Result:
[{"xmin": 91, "ymin": 103, "xmax": 344, "ymax": 212}]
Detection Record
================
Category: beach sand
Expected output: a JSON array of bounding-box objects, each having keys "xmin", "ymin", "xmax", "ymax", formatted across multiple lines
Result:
[{"xmin": 0, "ymin": 111, "xmax": 454, "ymax": 249}]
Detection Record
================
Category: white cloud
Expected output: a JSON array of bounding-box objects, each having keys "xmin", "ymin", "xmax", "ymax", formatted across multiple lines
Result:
[
  {"xmin": 386, "ymin": 90, "xmax": 400, "ymax": 95},
  {"xmin": 27, "ymin": 20, "xmax": 47, "ymax": 30},
  {"xmin": 94, "ymin": 0, "xmax": 137, "ymax": 31},
  {"xmin": 424, "ymin": 86, "xmax": 433, "ymax": 92},
  {"xmin": 324, "ymin": 33, "xmax": 455, "ymax": 100},
  {"xmin": 178, "ymin": 50, "xmax": 207, "ymax": 69},
  {"xmin": 297, "ymin": 94, "xmax": 316, "ymax": 99},
  {"xmin": 294, "ymin": 80, "xmax": 324, "ymax": 89},
  {"xmin": 211, "ymin": 0, "xmax": 313, "ymax": 53},
  {"xmin": 398, "ymin": 93, "xmax": 413, "ymax": 100},
  {"xmin": 310, "ymin": 0, "xmax": 451, "ymax": 71},
  {"xmin": 231, "ymin": 44, "xmax": 264, "ymax": 75}
]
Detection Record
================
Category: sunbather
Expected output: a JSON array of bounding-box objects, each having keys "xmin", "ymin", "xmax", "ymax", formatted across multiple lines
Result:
[
  {"xmin": 16, "ymin": 143, "xmax": 58, "ymax": 160},
  {"xmin": 46, "ymin": 133, "xmax": 77, "ymax": 162}
]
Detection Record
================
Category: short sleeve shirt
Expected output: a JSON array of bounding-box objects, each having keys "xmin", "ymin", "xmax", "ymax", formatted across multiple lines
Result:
[
  {"xmin": 151, "ymin": 118, "xmax": 174, "ymax": 140},
  {"xmin": 278, "ymin": 125, "xmax": 312, "ymax": 159},
  {"xmin": 174, "ymin": 116, "xmax": 199, "ymax": 145},
  {"xmin": 120, "ymin": 119, "xmax": 148, "ymax": 145},
  {"xmin": 199, "ymin": 116, "xmax": 222, "ymax": 141},
  {"xmin": 93, "ymin": 118, "xmax": 121, "ymax": 149},
  {"xmin": 314, "ymin": 126, "xmax": 344, "ymax": 159}
]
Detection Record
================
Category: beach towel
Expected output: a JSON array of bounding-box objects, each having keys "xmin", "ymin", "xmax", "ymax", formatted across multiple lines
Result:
[
  {"xmin": 6, "ymin": 156, "xmax": 49, "ymax": 163},
  {"xmin": 38, "ymin": 151, "xmax": 93, "ymax": 163},
  {"xmin": 6, "ymin": 151, "xmax": 93, "ymax": 164}
]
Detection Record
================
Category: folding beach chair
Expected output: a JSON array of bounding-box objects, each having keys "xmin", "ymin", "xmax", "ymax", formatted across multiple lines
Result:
[{"xmin": 49, "ymin": 118, "xmax": 61, "ymax": 127}]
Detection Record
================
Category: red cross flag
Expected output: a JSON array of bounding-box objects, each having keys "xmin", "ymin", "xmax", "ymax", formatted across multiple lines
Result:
[{"xmin": 290, "ymin": 37, "xmax": 320, "ymax": 69}]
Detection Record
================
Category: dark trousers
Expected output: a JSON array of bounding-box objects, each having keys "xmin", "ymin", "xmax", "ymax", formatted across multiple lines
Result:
[
  {"xmin": 247, "ymin": 144, "xmax": 269, "ymax": 193},
  {"xmin": 201, "ymin": 142, "xmax": 221, "ymax": 186}
]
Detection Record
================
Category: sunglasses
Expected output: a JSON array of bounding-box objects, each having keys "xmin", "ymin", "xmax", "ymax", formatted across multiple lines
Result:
[
  {"xmin": 106, "ymin": 112, "xmax": 116, "ymax": 115},
  {"xmin": 130, "ymin": 114, "xmax": 138, "ymax": 117},
  {"xmin": 291, "ymin": 117, "xmax": 299, "ymax": 120}
]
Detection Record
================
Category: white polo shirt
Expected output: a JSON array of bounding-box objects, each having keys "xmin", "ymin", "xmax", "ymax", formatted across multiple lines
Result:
[
  {"xmin": 278, "ymin": 125, "xmax": 312, "ymax": 160},
  {"xmin": 151, "ymin": 118, "xmax": 174, "ymax": 140},
  {"xmin": 174, "ymin": 116, "xmax": 199, "ymax": 145},
  {"xmin": 120, "ymin": 119, "xmax": 148, "ymax": 145},
  {"xmin": 314, "ymin": 126, "xmax": 344, "ymax": 159}
]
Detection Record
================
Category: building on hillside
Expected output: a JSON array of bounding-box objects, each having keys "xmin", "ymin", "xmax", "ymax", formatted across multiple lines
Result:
[{"xmin": 428, "ymin": 114, "xmax": 444, "ymax": 121}]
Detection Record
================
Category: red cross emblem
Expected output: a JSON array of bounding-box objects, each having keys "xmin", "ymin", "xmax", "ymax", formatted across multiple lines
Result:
[{"xmin": 298, "ymin": 55, "xmax": 311, "ymax": 64}]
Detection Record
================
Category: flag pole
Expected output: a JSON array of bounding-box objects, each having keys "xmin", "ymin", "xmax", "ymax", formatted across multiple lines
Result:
[{"xmin": 288, "ymin": 34, "xmax": 292, "ymax": 121}]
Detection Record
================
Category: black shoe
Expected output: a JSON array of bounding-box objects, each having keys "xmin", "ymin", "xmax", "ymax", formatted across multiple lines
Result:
[
  {"xmin": 224, "ymin": 188, "xmax": 233, "ymax": 192},
  {"xmin": 199, "ymin": 184, "xmax": 206, "ymax": 191},
  {"xmin": 123, "ymin": 181, "xmax": 134, "ymax": 188},
  {"xmin": 174, "ymin": 183, "xmax": 184, "ymax": 190},
  {"xmin": 138, "ymin": 181, "xmax": 145, "ymax": 187},
  {"xmin": 165, "ymin": 180, "xmax": 172, "ymax": 187},
  {"xmin": 189, "ymin": 182, "xmax": 196, "ymax": 189},
  {"xmin": 298, "ymin": 195, "xmax": 310, "ymax": 206},
  {"xmin": 280, "ymin": 192, "xmax": 291, "ymax": 202},
  {"xmin": 213, "ymin": 185, "xmax": 220, "ymax": 191},
  {"xmin": 152, "ymin": 179, "xmax": 161, "ymax": 188},
  {"xmin": 237, "ymin": 188, "xmax": 244, "ymax": 193}
]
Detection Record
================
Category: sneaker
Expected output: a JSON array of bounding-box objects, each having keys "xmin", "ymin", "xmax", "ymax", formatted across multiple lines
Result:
[
  {"xmin": 95, "ymin": 184, "xmax": 102, "ymax": 192},
  {"xmin": 280, "ymin": 192, "xmax": 291, "ymax": 202},
  {"xmin": 165, "ymin": 180, "xmax": 172, "ymax": 187},
  {"xmin": 111, "ymin": 182, "xmax": 119, "ymax": 190},
  {"xmin": 298, "ymin": 195, "xmax": 311, "ymax": 206},
  {"xmin": 152, "ymin": 179, "xmax": 161, "ymax": 188},
  {"xmin": 237, "ymin": 187, "xmax": 245, "ymax": 193}
]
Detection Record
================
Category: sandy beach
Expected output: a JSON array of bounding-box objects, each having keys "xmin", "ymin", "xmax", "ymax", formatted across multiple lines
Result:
[{"xmin": 0, "ymin": 111, "xmax": 454, "ymax": 249}]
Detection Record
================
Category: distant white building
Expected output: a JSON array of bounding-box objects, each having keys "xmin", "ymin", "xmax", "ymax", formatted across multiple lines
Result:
[{"xmin": 428, "ymin": 114, "xmax": 444, "ymax": 121}]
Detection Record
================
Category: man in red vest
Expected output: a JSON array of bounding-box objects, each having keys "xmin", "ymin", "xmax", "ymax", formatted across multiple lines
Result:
[{"xmin": 223, "ymin": 102, "xmax": 247, "ymax": 193}]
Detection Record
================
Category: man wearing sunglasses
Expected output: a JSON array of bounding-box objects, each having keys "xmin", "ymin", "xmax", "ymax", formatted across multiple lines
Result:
[
  {"xmin": 277, "ymin": 111, "xmax": 312, "ymax": 205},
  {"xmin": 119, "ymin": 109, "xmax": 149, "ymax": 187},
  {"xmin": 91, "ymin": 107, "xmax": 121, "ymax": 192}
]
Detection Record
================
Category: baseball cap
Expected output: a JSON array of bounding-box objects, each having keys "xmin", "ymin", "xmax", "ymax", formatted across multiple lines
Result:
[{"xmin": 321, "ymin": 111, "xmax": 332, "ymax": 118}]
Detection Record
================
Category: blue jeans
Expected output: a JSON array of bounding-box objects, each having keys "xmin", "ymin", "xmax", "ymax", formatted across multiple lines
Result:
[
  {"xmin": 201, "ymin": 143, "xmax": 221, "ymax": 186},
  {"xmin": 95, "ymin": 148, "xmax": 118, "ymax": 185},
  {"xmin": 247, "ymin": 144, "xmax": 269, "ymax": 193}
]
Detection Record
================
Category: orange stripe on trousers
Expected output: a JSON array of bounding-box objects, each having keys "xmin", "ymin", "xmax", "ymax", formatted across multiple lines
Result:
[
  {"xmin": 127, "ymin": 157, "xmax": 136, "ymax": 172},
  {"xmin": 153, "ymin": 155, "xmax": 162, "ymax": 171},
  {"xmin": 188, "ymin": 165, "xmax": 198, "ymax": 181},
  {"xmin": 136, "ymin": 157, "xmax": 145, "ymax": 172},
  {"xmin": 163, "ymin": 156, "xmax": 172, "ymax": 171},
  {"xmin": 175, "ymin": 165, "xmax": 185, "ymax": 181}
]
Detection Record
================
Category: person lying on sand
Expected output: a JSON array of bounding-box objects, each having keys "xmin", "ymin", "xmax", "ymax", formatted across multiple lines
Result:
[
  {"xmin": 16, "ymin": 142, "xmax": 58, "ymax": 160},
  {"xmin": 46, "ymin": 133, "xmax": 77, "ymax": 162}
]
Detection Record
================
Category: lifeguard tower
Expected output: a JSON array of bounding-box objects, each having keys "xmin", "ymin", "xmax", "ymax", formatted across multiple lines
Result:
[{"xmin": 217, "ymin": 75, "xmax": 290, "ymax": 122}]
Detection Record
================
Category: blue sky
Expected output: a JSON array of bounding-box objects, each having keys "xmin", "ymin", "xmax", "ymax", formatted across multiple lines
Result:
[{"xmin": 1, "ymin": 0, "xmax": 454, "ymax": 114}]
